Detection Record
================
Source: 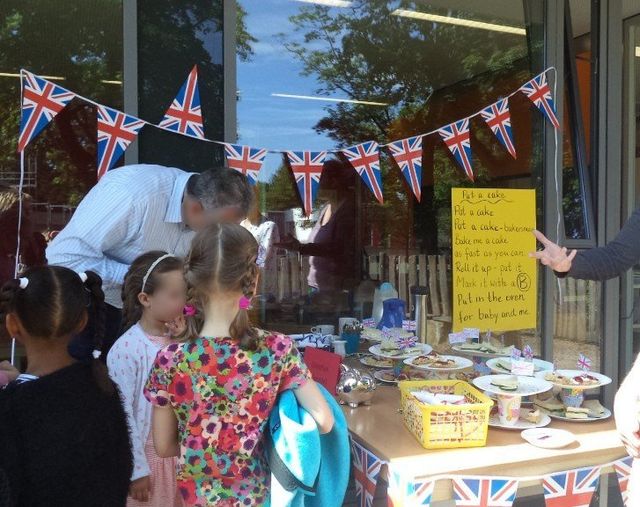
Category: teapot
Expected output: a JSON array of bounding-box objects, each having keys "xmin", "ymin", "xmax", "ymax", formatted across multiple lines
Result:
[{"xmin": 336, "ymin": 364, "xmax": 376, "ymax": 408}]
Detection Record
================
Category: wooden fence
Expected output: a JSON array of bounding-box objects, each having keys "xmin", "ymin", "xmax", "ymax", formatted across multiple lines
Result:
[{"xmin": 554, "ymin": 277, "xmax": 601, "ymax": 343}]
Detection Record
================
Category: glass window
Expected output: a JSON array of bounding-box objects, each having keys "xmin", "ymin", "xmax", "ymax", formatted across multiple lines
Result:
[{"xmin": 237, "ymin": 0, "xmax": 547, "ymax": 354}]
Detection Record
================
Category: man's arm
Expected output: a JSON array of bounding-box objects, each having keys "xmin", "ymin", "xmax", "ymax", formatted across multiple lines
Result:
[{"xmin": 46, "ymin": 181, "xmax": 141, "ymax": 286}]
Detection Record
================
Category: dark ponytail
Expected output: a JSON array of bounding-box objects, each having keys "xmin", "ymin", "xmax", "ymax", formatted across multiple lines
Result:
[{"xmin": 82, "ymin": 271, "xmax": 114, "ymax": 394}]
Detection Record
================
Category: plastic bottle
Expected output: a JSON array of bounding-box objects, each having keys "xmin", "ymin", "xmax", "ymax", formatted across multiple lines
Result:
[{"xmin": 372, "ymin": 282, "xmax": 399, "ymax": 324}]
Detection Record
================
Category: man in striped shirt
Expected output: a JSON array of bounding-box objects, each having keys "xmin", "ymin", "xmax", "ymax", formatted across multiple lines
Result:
[{"xmin": 46, "ymin": 164, "xmax": 253, "ymax": 355}]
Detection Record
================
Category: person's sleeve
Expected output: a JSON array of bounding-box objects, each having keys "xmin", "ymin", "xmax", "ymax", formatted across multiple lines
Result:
[
  {"xmin": 143, "ymin": 345, "xmax": 178, "ymax": 407},
  {"xmin": 107, "ymin": 340, "xmax": 150, "ymax": 481},
  {"xmin": 564, "ymin": 207, "xmax": 640, "ymax": 281},
  {"xmin": 45, "ymin": 181, "xmax": 141, "ymax": 286},
  {"xmin": 273, "ymin": 335, "xmax": 312, "ymax": 393}
]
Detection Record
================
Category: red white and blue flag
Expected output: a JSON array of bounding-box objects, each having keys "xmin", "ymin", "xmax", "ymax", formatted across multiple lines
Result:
[
  {"xmin": 577, "ymin": 353, "xmax": 592, "ymax": 371},
  {"xmin": 438, "ymin": 119, "xmax": 474, "ymax": 182},
  {"xmin": 285, "ymin": 150, "xmax": 327, "ymax": 216},
  {"xmin": 18, "ymin": 71, "xmax": 75, "ymax": 152},
  {"xmin": 97, "ymin": 105, "xmax": 145, "ymax": 179},
  {"xmin": 342, "ymin": 141, "xmax": 384, "ymax": 204},
  {"xmin": 480, "ymin": 98, "xmax": 517, "ymax": 159},
  {"xmin": 613, "ymin": 456, "xmax": 633, "ymax": 505},
  {"xmin": 520, "ymin": 72, "xmax": 560, "ymax": 129},
  {"xmin": 542, "ymin": 466, "xmax": 601, "ymax": 507},
  {"xmin": 351, "ymin": 439, "xmax": 383, "ymax": 507},
  {"xmin": 452, "ymin": 477, "xmax": 518, "ymax": 507},
  {"xmin": 387, "ymin": 135, "xmax": 423, "ymax": 202},
  {"xmin": 223, "ymin": 143, "xmax": 267, "ymax": 185},
  {"xmin": 159, "ymin": 65, "xmax": 205, "ymax": 139}
]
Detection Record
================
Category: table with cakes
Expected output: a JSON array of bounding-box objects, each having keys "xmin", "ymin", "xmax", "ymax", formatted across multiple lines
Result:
[{"xmin": 333, "ymin": 324, "xmax": 626, "ymax": 506}]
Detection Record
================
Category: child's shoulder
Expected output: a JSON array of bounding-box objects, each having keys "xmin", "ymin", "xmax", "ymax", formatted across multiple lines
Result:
[
  {"xmin": 255, "ymin": 329, "xmax": 297, "ymax": 355},
  {"xmin": 108, "ymin": 324, "xmax": 147, "ymax": 357}
]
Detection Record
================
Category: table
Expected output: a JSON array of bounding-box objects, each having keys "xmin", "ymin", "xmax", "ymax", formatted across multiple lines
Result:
[{"xmin": 342, "ymin": 384, "xmax": 627, "ymax": 505}]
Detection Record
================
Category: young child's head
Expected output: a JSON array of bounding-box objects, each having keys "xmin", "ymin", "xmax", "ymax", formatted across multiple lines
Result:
[
  {"xmin": 0, "ymin": 266, "xmax": 112, "ymax": 391},
  {"xmin": 121, "ymin": 251, "xmax": 186, "ymax": 332},
  {"xmin": 183, "ymin": 223, "xmax": 259, "ymax": 348}
]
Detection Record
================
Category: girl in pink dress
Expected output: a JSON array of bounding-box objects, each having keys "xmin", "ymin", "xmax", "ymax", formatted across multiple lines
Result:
[{"xmin": 107, "ymin": 251, "xmax": 187, "ymax": 507}]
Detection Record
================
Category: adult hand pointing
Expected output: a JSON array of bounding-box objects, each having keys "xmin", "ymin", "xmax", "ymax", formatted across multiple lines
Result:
[{"xmin": 529, "ymin": 230, "xmax": 577, "ymax": 273}]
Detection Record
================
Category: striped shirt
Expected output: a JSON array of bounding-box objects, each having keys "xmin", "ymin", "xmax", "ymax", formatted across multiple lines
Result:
[{"xmin": 46, "ymin": 165, "xmax": 196, "ymax": 308}]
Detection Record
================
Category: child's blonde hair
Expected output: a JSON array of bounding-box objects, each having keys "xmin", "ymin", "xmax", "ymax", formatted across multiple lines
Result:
[{"xmin": 182, "ymin": 223, "xmax": 259, "ymax": 348}]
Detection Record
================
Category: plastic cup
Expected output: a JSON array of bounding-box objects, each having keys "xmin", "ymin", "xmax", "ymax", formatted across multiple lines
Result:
[{"xmin": 497, "ymin": 394, "xmax": 522, "ymax": 426}]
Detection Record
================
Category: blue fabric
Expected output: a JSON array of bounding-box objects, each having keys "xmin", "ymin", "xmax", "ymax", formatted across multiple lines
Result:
[{"xmin": 268, "ymin": 385, "xmax": 350, "ymax": 507}]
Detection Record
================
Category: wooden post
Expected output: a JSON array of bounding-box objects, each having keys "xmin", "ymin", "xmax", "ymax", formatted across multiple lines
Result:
[
  {"xmin": 438, "ymin": 256, "xmax": 451, "ymax": 317},
  {"xmin": 428, "ymin": 255, "xmax": 440, "ymax": 316}
]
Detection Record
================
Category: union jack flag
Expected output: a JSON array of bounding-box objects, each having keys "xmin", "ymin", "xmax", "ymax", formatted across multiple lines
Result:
[
  {"xmin": 159, "ymin": 65, "xmax": 205, "ymax": 139},
  {"xmin": 520, "ymin": 72, "xmax": 560, "ymax": 129},
  {"xmin": 480, "ymin": 98, "xmax": 517, "ymax": 159},
  {"xmin": 351, "ymin": 439, "xmax": 383, "ymax": 507},
  {"xmin": 96, "ymin": 105, "xmax": 145, "ymax": 179},
  {"xmin": 285, "ymin": 150, "xmax": 327, "ymax": 216},
  {"xmin": 387, "ymin": 135, "xmax": 423, "ymax": 202},
  {"xmin": 452, "ymin": 477, "xmax": 518, "ymax": 507},
  {"xmin": 223, "ymin": 143, "xmax": 267, "ymax": 185},
  {"xmin": 342, "ymin": 141, "xmax": 384, "ymax": 204},
  {"xmin": 542, "ymin": 466, "xmax": 601, "ymax": 507},
  {"xmin": 613, "ymin": 456, "xmax": 633, "ymax": 505},
  {"xmin": 577, "ymin": 354, "xmax": 592, "ymax": 371},
  {"xmin": 438, "ymin": 119, "xmax": 474, "ymax": 182},
  {"xmin": 18, "ymin": 71, "xmax": 75, "ymax": 152}
]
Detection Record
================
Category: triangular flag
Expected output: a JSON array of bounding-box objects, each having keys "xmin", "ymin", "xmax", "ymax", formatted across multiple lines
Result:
[
  {"xmin": 158, "ymin": 65, "xmax": 205, "ymax": 139},
  {"xmin": 342, "ymin": 141, "xmax": 384, "ymax": 204},
  {"xmin": 438, "ymin": 118, "xmax": 474, "ymax": 182},
  {"xmin": 542, "ymin": 466, "xmax": 600, "ymax": 507},
  {"xmin": 285, "ymin": 151, "xmax": 326, "ymax": 216},
  {"xmin": 387, "ymin": 135, "xmax": 423, "ymax": 202},
  {"xmin": 613, "ymin": 456, "xmax": 633, "ymax": 505},
  {"xmin": 452, "ymin": 477, "xmax": 518, "ymax": 506},
  {"xmin": 18, "ymin": 71, "xmax": 75, "ymax": 152},
  {"xmin": 96, "ymin": 105, "xmax": 145, "ymax": 179},
  {"xmin": 480, "ymin": 98, "xmax": 517, "ymax": 159},
  {"xmin": 520, "ymin": 72, "xmax": 560, "ymax": 129},
  {"xmin": 350, "ymin": 439, "xmax": 383, "ymax": 507},
  {"xmin": 223, "ymin": 143, "xmax": 267, "ymax": 185}
]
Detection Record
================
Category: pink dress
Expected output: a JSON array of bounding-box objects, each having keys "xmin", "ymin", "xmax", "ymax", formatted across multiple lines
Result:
[{"xmin": 107, "ymin": 324, "xmax": 183, "ymax": 507}]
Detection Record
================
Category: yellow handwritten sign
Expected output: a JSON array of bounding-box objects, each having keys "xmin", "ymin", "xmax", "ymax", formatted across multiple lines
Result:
[{"xmin": 451, "ymin": 188, "xmax": 537, "ymax": 332}]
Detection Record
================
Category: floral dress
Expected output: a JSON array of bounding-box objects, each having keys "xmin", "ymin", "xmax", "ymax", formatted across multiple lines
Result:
[{"xmin": 144, "ymin": 332, "xmax": 311, "ymax": 507}]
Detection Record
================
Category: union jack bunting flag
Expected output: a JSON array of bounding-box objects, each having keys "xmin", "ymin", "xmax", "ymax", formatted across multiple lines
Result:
[
  {"xmin": 285, "ymin": 150, "xmax": 327, "ymax": 216},
  {"xmin": 480, "ymin": 98, "xmax": 517, "ymax": 159},
  {"xmin": 452, "ymin": 477, "xmax": 518, "ymax": 507},
  {"xmin": 613, "ymin": 456, "xmax": 633, "ymax": 505},
  {"xmin": 342, "ymin": 141, "xmax": 384, "ymax": 204},
  {"xmin": 223, "ymin": 143, "xmax": 267, "ymax": 185},
  {"xmin": 542, "ymin": 466, "xmax": 601, "ymax": 507},
  {"xmin": 387, "ymin": 135, "xmax": 423, "ymax": 202},
  {"xmin": 351, "ymin": 439, "xmax": 383, "ymax": 507},
  {"xmin": 577, "ymin": 353, "xmax": 592, "ymax": 371},
  {"xmin": 159, "ymin": 65, "xmax": 205, "ymax": 139},
  {"xmin": 18, "ymin": 71, "xmax": 75, "ymax": 152},
  {"xmin": 387, "ymin": 467, "xmax": 434, "ymax": 507},
  {"xmin": 438, "ymin": 119, "xmax": 474, "ymax": 182},
  {"xmin": 520, "ymin": 72, "xmax": 560, "ymax": 129},
  {"xmin": 97, "ymin": 105, "xmax": 145, "ymax": 180}
]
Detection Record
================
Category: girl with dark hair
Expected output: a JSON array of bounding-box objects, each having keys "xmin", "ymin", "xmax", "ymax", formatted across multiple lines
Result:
[
  {"xmin": 144, "ymin": 223, "xmax": 333, "ymax": 506},
  {"xmin": 0, "ymin": 266, "xmax": 132, "ymax": 506},
  {"xmin": 107, "ymin": 251, "xmax": 186, "ymax": 507}
]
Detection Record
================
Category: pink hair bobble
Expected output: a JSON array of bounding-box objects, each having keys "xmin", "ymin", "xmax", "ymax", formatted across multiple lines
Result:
[
  {"xmin": 183, "ymin": 305, "xmax": 197, "ymax": 317},
  {"xmin": 239, "ymin": 296, "xmax": 252, "ymax": 310}
]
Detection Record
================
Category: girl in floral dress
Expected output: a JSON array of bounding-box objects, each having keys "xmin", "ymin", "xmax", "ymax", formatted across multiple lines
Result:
[
  {"xmin": 144, "ymin": 223, "xmax": 334, "ymax": 507},
  {"xmin": 108, "ymin": 251, "xmax": 187, "ymax": 506}
]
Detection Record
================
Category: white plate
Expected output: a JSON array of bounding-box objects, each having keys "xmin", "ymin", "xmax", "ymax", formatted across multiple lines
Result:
[
  {"xmin": 486, "ymin": 357, "xmax": 554, "ymax": 375},
  {"xmin": 369, "ymin": 343, "xmax": 432, "ymax": 360},
  {"xmin": 451, "ymin": 343, "xmax": 514, "ymax": 358},
  {"xmin": 373, "ymin": 369, "xmax": 433, "ymax": 384},
  {"xmin": 359, "ymin": 355, "xmax": 394, "ymax": 369},
  {"xmin": 488, "ymin": 410, "xmax": 551, "ymax": 430},
  {"xmin": 542, "ymin": 407, "xmax": 612, "ymax": 422},
  {"xmin": 521, "ymin": 428, "xmax": 577, "ymax": 449},
  {"xmin": 473, "ymin": 374, "xmax": 553, "ymax": 397},
  {"xmin": 534, "ymin": 369, "xmax": 612, "ymax": 390},
  {"xmin": 403, "ymin": 354, "xmax": 473, "ymax": 372}
]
